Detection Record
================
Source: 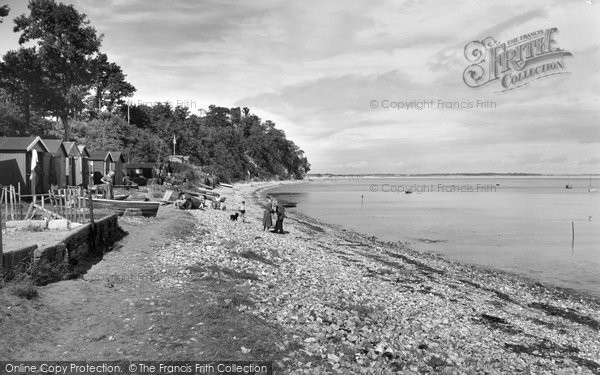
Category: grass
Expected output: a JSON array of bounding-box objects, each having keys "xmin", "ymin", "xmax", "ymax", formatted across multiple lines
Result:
[
  {"xmin": 26, "ymin": 223, "xmax": 47, "ymax": 232},
  {"xmin": 29, "ymin": 259, "xmax": 73, "ymax": 286},
  {"xmin": 6, "ymin": 275, "xmax": 38, "ymax": 299}
]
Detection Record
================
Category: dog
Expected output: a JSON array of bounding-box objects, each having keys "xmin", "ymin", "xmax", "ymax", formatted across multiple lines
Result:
[{"xmin": 230, "ymin": 212, "xmax": 239, "ymax": 221}]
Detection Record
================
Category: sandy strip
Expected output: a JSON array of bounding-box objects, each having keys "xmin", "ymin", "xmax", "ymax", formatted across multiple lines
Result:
[{"xmin": 151, "ymin": 181, "xmax": 600, "ymax": 374}]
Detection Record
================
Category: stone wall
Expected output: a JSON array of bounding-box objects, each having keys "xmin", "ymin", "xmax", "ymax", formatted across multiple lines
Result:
[{"xmin": 2, "ymin": 214, "xmax": 124, "ymax": 274}]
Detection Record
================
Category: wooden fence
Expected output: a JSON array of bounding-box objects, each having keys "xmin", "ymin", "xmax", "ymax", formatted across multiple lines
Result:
[
  {"xmin": 1, "ymin": 184, "xmax": 22, "ymax": 223},
  {"xmin": 1, "ymin": 185, "xmax": 92, "ymax": 224}
]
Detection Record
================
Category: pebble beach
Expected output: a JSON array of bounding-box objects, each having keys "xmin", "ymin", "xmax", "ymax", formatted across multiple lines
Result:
[{"xmin": 150, "ymin": 182, "xmax": 600, "ymax": 374}]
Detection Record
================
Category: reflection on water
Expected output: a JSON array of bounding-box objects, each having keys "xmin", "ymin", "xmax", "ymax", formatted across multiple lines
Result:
[{"xmin": 267, "ymin": 177, "xmax": 600, "ymax": 297}]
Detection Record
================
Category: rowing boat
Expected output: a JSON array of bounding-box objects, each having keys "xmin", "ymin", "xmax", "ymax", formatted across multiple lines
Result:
[{"xmin": 90, "ymin": 198, "xmax": 160, "ymax": 217}]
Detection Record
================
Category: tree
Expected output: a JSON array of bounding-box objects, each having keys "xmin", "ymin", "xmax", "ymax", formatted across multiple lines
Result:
[
  {"xmin": 13, "ymin": 0, "xmax": 103, "ymax": 140},
  {"xmin": 0, "ymin": 4, "xmax": 9, "ymax": 21},
  {"xmin": 0, "ymin": 47, "xmax": 50, "ymax": 128},
  {"xmin": 87, "ymin": 53, "xmax": 135, "ymax": 117}
]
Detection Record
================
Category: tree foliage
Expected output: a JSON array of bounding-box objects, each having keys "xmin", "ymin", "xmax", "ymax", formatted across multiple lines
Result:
[
  {"xmin": 0, "ymin": 4, "xmax": 9, "ymax": 21},
  {"xmin": 0, "ymin": 0, "xmax": 134, "ymax": 141},
  {"xmin": 86, "ymin": 53, "xmax": 136, "ymax": 118},
  {"xmin": 70, "ymin": 105, "xmax": 310, "ymax": 181}
]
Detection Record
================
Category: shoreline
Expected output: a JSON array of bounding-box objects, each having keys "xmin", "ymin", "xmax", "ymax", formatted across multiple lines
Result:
[
  {"xmin": 231, "ymin": 181, "xmax": 600, "ymax": 372},
  {"xmin": 257, "ymin": 180, "xmax": 600, "ymax": 303}
]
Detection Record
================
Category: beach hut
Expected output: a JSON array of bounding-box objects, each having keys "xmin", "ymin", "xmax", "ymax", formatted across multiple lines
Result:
[
  {"xmin": 63, "ymin": 141, "xmax": 84, "ymax": 187},
  {"xmin": 42, "ymin": 139, "xmax": 69, "ymax": 188},
  {"xmin": 109, "ymin": 151, "xmax": 125, "ymax": 185},
  {"xmin": 0, "ymin": 136, "xmax": 50, "ymax": 195},
  {"xmin": 88, "ymin": 151, "xmax": 113, "ymax": 185},
  {"xmin": 125, "ymin": 162, "xmax": 155, "ymax": 186},
  {"xmin": 77, "ymin": 145, "xmax": 91, "ymax": 188}
]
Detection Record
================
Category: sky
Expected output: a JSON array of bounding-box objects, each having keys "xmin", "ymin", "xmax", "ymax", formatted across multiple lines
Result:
[{"xmin": 1, "ymin": 0, "xmax": 599, "ymax": 174}]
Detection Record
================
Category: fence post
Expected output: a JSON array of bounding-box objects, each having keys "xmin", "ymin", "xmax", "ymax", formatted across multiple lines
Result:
[
  {"xmin": 1, "ymin": 202, "xmax": 4, "ymax": 278},
  {"xmin": 18, "ymin": 182, "xmax": 22, "ymax": 219},
  {"xmin": 88, "ymin": 190, "xmax": 95, "ymax": 225},
  {"xmin": 88, "ymin": 190, "xmax": 95, "ymax": 253}
]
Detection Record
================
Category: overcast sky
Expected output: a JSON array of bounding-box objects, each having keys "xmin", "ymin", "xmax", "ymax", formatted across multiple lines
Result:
[{"xmin": 1, "ymin": 0, "xmax": 599, "ymax": 174}]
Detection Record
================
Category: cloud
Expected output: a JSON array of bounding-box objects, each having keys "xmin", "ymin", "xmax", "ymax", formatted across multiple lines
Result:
[{"xmin": 1, "ymin": 0, "xmax": 599, "ymax": 174}]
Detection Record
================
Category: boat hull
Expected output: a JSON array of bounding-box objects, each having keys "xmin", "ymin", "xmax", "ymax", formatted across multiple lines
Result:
[{"xmin": 91, "ymin": 198, "xmax": 160, "ymax": 217}]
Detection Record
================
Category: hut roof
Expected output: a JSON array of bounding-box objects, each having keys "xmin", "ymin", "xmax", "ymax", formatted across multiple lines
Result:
[
  {"xmin": 63, "ymin": 141, "xmax": 82, "ymax": 157},
  {"xmin": 109, "ymin": 151, "xmax": 125, "ymax": 162},
  {"xmin": 0, "ymin": 136, "xmax": 50, "ymax": 152},
  {"xmin": 41, "ymin": 139, "xmax": 68, "ymax": 157},
  {"xmin": 88, "ymin": 151, "xmax": 113, "ymax": 161},
  {"xmin": 77, "ymin": 145, "xmax": 90, "ymax": 158}
]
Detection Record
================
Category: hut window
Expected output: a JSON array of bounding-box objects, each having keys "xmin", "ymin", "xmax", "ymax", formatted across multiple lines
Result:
[{"xmin": 65, "ymin": 157, "xmax": 70, "ymax": 175}]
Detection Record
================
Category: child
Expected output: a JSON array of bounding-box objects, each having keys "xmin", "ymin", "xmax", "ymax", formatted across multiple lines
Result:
[{"xmin": 239, "ymin": 201, "xmax": 246, "ymax": 222}]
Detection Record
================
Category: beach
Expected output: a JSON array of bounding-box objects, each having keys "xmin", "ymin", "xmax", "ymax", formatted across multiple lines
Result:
[{"xmin": 1, "ymin": 182, "xmax": 599, "ymax": 374}]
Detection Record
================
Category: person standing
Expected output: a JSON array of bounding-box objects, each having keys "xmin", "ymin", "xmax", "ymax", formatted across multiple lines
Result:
[
  {"xmin": 262, "ymin": 198, "xmax": 273, "ymax": 231},
  {"xmin": 239, "ymin": 200, "xmax": 246, "ymax": 222},
  {"xmin": 100, "ymin": 170, "xmax": 115, "ymax": 199},
  {"xmin": 274, "ymin": 203, "xmax": 286, "ymax": 234}
]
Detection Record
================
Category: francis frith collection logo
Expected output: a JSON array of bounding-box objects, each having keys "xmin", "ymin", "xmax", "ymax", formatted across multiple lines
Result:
[{"xmin": 463, "ymin": 28, "xmax": 572, "ymax": 91}]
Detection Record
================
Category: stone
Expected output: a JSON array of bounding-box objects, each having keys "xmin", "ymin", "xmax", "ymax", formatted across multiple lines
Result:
[
  {"xmin": 6, "ymin": 219, "xmax": 47, "ymax": 230},
  {"xmin": 48, "ymin": 219, "xmax": 69, "ymax": 230},
  {"xmin": 124, "ymin": 208, "xmax": 143, "ymax": 216}
]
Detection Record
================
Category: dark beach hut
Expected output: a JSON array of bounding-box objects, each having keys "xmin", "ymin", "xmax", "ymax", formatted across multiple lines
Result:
[
  {"xmin": 0, "ymin": 136, "xmax": 50, "ymax": 195},
  {"xmin": 77, "ymin": 145, "xmax": 91, "ymax": 188},
  {"xmin": 63, "ymin": 141, "xmax": 83, "ymax": 187},
  {"xmin": 109, "ymin": 151, "xmax": 125, "ymax": 185},
  {"xmin": 125, "ymin": 162, "xmax": 155, "ymax": 186},
  {"xmin": 88, "ymin": 151, "xmax": 114, "ymax": 185},
  {"xmin": 42, "ymin": 139, "xmax": 69, "ymax": 188}
]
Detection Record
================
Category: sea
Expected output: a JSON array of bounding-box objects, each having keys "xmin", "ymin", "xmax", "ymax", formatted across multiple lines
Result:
[{"xmin": 266, "ymin": 176, "xmax": 600, "ymax": 298}]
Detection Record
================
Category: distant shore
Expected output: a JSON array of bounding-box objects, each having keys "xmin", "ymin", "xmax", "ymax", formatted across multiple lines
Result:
[{"xmin": 307, "ymin": 173, "xmax": 600, "ymax": 177}]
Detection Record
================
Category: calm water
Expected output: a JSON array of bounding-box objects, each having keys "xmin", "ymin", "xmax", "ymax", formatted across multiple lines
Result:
[{"xmin": 267, "ymin": 177, "xmax": 600, "ymax": 298}]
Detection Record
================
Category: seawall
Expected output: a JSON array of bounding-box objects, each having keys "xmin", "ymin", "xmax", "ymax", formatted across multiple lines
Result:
[{"xmin": 2, "ymin": 214, "xmax": 124, "ymax": 274}]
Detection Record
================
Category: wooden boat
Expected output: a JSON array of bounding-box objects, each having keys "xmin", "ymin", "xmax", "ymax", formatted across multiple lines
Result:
[
  {"xmin": 182, "ymin": 189, "xmax": 220, "ymax": 197},
  {"xmin": 90, "ymin": 198, "xmax": 160, "ymax": 217}
]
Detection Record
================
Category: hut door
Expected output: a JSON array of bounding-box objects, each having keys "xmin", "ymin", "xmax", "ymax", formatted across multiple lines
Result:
[{"xmin": 25, "ymin": 151, "xmax": 32, "ymax": 194}]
